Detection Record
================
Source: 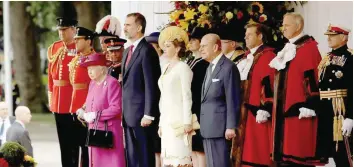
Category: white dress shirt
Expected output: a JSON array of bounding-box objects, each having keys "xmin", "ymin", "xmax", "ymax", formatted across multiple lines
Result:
[
  {"xmin": 211, "ymin": 52, "xmax": 223, "ymax": 72},
  {"xmin": 0, "ymin": 117, "xmax": 12, "ymax": 143}
]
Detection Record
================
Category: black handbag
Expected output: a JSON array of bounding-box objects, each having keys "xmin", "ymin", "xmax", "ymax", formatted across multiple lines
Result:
[{"xmin": 85, "ymin": 111, "xmax": 113, "ymax": 148}]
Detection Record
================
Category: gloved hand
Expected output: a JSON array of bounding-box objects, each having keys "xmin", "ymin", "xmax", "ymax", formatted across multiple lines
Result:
[
  {"xmin": 342, "ymin": 118, "xmax": 353, "ymax": 137},
  {"xmin": 76, "ymin": 108, "xmax": 85, "ymax": 119},
  {"xmin": 298, "ymin": 107, "xmax": 316, "ymax": 119},
  {"xmin": 256, "ymin": 110, "xmax": 271, "ymax": 123},
  {"xmin": 83, "ymin": 112, "xmax": 96, "ymax": 123}
]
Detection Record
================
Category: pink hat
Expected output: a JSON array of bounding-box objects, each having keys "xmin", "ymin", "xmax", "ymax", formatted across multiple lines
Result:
[{"xmin": 79, "ymin": 53, "xmax": 108, "ymax": 67}]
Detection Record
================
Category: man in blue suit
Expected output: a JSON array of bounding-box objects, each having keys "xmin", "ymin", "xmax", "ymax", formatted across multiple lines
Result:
[
  {"xmin": 199, "ymin": 33, "xmax": 241, "ymax": 167},
  {"xmin": 122, "ymin": 13, "xmax": 161, "ymax": 167}
]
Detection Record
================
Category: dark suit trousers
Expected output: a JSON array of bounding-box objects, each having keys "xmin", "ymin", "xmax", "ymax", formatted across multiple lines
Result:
[
  {"xmin": 54, "ymin": 113, "xmax": 89, "ymax": 167},
  {"xmin": 124, "ymin": 125, "xmax": 155, "ymax": 167},
  {"xmin": 203, "ymin": 138, "xmax": 232, "ymax": 167}
]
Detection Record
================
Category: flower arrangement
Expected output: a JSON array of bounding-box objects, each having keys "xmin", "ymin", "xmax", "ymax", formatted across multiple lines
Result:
[
  {"xmin": 0, "ymin": 142, "xmax": 37, "ymax": 167},
  {"xmin": 166, "ymin": 1, "xmax": 300, "ymax": 51}
]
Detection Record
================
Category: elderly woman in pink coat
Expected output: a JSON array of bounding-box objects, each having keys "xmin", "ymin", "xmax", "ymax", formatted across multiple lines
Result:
[{"xmin": 78, "ymin": 52, "xmax": 125, "ymax": 167}]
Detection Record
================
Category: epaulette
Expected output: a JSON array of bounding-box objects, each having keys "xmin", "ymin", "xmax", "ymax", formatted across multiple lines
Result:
[
  {"xmin": 47, "ymin": 44, "xmax": 54, "ymax": 60},
  {"xmin": 348, "ymin": 48, "xmax": 353, "ymax": 55}
]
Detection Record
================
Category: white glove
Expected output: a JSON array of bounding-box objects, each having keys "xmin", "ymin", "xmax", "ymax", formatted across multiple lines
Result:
[
  {"xmin": 76, "ymin": 108, "xmax": 85, "ymax": 119},
  {"xmin": 256, "ymin": 110, "xmax": 271, "ymax": 123},
  {"xmin": 83, "ymin": 112, "xmax": 97, "ymax": 123},
  {"xmin": 342, "ymin": 118, "xmax": 353, "ymax": 137},
  {"xmin": 299, "ymin": 107, "xmax": 316, "ymax": 119}
]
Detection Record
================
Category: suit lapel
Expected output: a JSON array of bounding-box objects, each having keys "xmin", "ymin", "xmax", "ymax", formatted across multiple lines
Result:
[
  {"xmin": 122, "ymin": 48, "xmax": 129, "ymax": 76},
  {"xmin": 202, "ymin": 55, "xmax": 225, "ymax": 101},
  {"xmin": 122, "ymin": 39, "xmax": 145, "ymax": 81}
]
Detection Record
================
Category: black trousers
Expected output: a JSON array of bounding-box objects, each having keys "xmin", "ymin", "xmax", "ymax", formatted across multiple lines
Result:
[
  {"xmin": 55, "ymin": 113, "xmax": 89, "ymax": 167},
  {"xmin": 124, "ymin": 125, "xmax": 156, "ymax": 167},
  {"xmin": 333, "ymin": 141, "xmax": 352, "ymax": 167}
]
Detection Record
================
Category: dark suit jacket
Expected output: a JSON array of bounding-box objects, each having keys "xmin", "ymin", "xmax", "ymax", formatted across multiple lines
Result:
[
  {"xmin": 200, "ymin": 55, "xmax": 241, "ymax": 138},
  {"xmin": 121, "ymin": 38, "xmax": 161, "ymax": 127},
  {"xmin": 190, "ymin": 58, "xmax": 209, "ymax": 120},
  {"xmin": 6, "ymin": 121, "xmax": 33, "ymax": 156}
]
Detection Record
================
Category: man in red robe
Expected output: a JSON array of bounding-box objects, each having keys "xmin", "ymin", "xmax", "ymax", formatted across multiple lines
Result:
[
  {"xmin": 269, "ymin": 13, "xmax": 327, "ymax": 167},
  {"xmin": 235, "ymin": 23, "xmax": 276, "ymax": 167}
]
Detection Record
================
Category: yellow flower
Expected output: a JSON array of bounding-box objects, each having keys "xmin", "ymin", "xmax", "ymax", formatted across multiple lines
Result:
[
  {"xmin": 250, "ymin": 2, "xmax": 264, "ymax": 15},
  {"xmin": 170, "ymin": 10, "xmax": 183, "ymax": 21},
  {"xmin": 198, "ymin": 4, "xmax": 209, "ymax": 14},
  {"xmin": 184, "ymin": 8, "xmax": 197, "ymax": 21},
  {"xmin": 197, "ymin": 14, "xmax": 211, "ymax": 28},
  {"xmin": 24, "ymin": 155, "xmax": 36, "ymax": 163},
  {"xmin": 248, "ymin": 19, "xmax": 256, "ymax": 24},
  {"xmin": 179, "ymin": 20, "xmax": 189, "ymax": 30},
  {"xmin": 226, "ymin": 12, "xmax": 233, "ymax": 20}
]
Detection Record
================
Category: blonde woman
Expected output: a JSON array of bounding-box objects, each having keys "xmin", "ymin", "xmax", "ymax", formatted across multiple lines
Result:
[{"xmin": 158, "ymin": 26, "xmax": 193, "ymax": 167}]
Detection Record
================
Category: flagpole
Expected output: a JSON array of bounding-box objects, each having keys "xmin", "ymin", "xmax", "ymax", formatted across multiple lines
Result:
[{"xmin": 3, "ymin": 1, "xmax": 14, "ymax": 115}]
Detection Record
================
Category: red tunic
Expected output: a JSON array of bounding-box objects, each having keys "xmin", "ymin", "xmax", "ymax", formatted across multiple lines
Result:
[
  {"xmin": 241, "ymin": 46, "xmax": 276, "ymax": 167},
  {"xmin": 272, "ymin": 35, "xmax": 325, "ymax": 166},
  {"xmin": 47, "ymin": 40, "xmax": 76, "ymax": 113},
  {"xmin": 68, "ymin": 50, "xmax": 96, "ymax": 113}
]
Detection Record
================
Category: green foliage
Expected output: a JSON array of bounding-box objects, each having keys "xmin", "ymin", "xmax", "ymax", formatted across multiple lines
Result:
[
  {"xmin": 0, "ymin": 142, "xmax": 26, "ymax": 167},
  {"xmin": 26, "ymin": 1, "xmax": 61, "ymax": 48}
]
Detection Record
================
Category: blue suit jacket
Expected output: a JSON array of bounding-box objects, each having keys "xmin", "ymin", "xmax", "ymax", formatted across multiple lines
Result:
[
  {"xmin": 200, "ymin": 55, "xmax": 241, "ymax": 138},
  {"xmin": 122, "ymin": 38, "xmax": 161, "ymax": 127}
]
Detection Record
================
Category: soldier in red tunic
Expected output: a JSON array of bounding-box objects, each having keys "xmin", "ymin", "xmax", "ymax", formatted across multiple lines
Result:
[
  {"xmin": 69, "ymin": 26, "xmax": 96, "ymax": 167},
  {"xmin": 47, "ymin": 17, "xmax": 80, "ymax": 167},
  {"xmin": 269, "ymin": 13, "xmax": 326, "ymax": 167},
  {"xmin": 232, "ymin": 23, "xmax": 276, "ymax": 167}
]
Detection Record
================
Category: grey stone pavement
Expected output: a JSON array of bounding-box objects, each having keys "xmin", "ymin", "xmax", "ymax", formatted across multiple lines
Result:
[
  {"xmin": 27, "ymin": 114, "xmax": 61, "ymax": 167},
  {"xmin": 27, "ymin": 114, "xmax": 336, "ymax": 167}
]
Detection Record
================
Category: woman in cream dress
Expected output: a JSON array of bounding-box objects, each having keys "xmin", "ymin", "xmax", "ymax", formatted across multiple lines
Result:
[{"xmin": 157, "ymin": 26, "xmax": 193, "ymax": 167}]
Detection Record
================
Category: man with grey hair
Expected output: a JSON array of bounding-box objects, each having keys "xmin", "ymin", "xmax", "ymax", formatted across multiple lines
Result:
[
  {"xmin": 199, "ymin": 33, "xmax": 240, "ymax": 167},
  {"xmin": 0, "ymin": 102, "xmax": 15, "ymax": 146},
  {"xmin": 6, "ymin": 106, "xmax": 33, "ymax": 156},
  {"xmin": 269, "ymin": 13, "xmax": 326, "ymax": 166},
  {"xmin": 318, "ymin": 23, "xmax": 352, "ymax": 167}
]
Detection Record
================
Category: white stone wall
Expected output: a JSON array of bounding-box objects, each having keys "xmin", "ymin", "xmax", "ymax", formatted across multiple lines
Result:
[
  {"xmin": 111, "ymin": 1, "xmax": 174, "ymax": 47},
  {"xmin": 294, "ymin": 1, "xmax": 353, "ymax": 54}
]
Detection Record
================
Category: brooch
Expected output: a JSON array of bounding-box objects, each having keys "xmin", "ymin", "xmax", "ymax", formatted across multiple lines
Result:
[
  {"xmin": 103, "ymin": 81, "xmax": 107, "ymax": 86},
  {"xmin": 335, "ymin": 70, "xmax": 343, "ymax": 78}
]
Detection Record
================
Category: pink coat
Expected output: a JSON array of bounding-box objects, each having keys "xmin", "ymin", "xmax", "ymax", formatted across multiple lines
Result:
[{"xmin": 85, "ymin": 75, "xmax": 125, "ymax": 167}]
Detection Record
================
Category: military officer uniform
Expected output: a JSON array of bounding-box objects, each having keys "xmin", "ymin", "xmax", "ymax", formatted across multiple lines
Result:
[
  {"xmin": 47, "ymin": 17, "xmax": 79, "ymax": 167},
  {"xmin": 104, "ymin": 37, "xmax": 127, "ymax": 82},
  {"xmin": 318, "ymin": 24, "xmax": 353, "ymax": 167}
]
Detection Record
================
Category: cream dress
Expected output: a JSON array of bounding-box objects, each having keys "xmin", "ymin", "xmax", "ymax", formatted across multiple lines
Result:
[{"xmin": 158, "ymin": 61, "xmax": 193, "ymax": 166}]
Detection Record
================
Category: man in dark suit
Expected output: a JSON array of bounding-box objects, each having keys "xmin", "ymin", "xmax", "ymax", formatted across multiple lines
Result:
[
  {"xmin": 122, "ymin": 12, "xmax": 161, "ymax": 167},
  {"xmin": 199, "ymin": 33, "xmax": 241, "ymax": 167},
  {"xmin": 6, "ymin": 106, "xmax": 33, "ymax": 156}
]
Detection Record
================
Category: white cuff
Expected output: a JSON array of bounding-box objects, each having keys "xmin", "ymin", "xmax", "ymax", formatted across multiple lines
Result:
[{"xmin": 144, "ymin": 115, "xmax": 155, "ymax": 121}]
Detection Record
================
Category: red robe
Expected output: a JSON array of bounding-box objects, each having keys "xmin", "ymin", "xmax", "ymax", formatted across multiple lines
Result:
[
  {"xmin": 68, "ymin": 50, "xmax": 95, "ymax": 113},
  {"xmin": 271, "ymin": 35, "xmax": 326, "ymax": 166},
  {"xmin": 240, "ymin": 46, "xmax": 276, "ymax": 167},
  {"xmin": 47, "ymin": 41, "xmax": 75, "ymax": 113}
]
